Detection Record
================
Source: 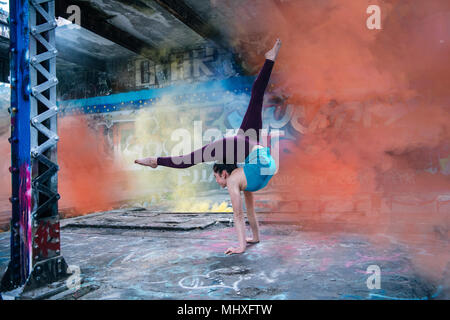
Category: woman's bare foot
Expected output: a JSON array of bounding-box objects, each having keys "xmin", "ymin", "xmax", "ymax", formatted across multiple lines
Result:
[
  {"xmin": 265, "ymin": 38, "xmax": 282, "ymax": 61},
  {"xmin": 134, "ymin": 157, "xmax": 158, "ymax": 168},
  {"xmin": 225, "ymin": 246, "xmax": 246, "ymax": 255},
  {"xmin": 246, "ymin": 237, "xmax": 260, "ymax": 244}
]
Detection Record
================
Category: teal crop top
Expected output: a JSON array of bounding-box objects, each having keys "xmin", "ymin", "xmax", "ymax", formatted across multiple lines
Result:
[{"xmin": 243, "ymin": 147, "xmax": 277, "ymax": 192}]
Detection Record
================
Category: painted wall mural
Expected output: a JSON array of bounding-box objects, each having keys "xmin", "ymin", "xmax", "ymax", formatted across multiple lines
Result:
[
  {"xmin": 55, "ymin": 73, "xmax": 293, "ymax": 214},
  {"xmin": 56, "ymin": 46, "xmax": 240, "ymax": 101},
  {"xmin": 1, "ymin": 45, "xmax": 449, "ymax": 224},
  {"xmin": 54, "ymin": 75, "xmax": 450, "ymax": 217}
]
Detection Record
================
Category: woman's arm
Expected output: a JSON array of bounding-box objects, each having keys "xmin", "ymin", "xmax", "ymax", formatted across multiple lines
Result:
[
  {"xmin": 225, "ymin": 176, "xmax": 247, "ymax": 255},
  {"xmin": 244, "ymin": 191, "xmax": 260, "ymax": 243}
]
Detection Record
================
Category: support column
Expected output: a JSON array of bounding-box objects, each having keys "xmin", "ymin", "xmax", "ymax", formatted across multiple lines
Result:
[{"xmin": 1, "ymin": 0, "xmax": 69, "ymax": 295}]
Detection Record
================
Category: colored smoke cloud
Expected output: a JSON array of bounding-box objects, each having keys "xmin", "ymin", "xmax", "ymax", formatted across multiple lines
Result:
[
  {"xmin": 57, "ymin": 116, "xmax": 130, "ymax": 216},
  {"xmin": 228, "ymin": 0, "xmax": 450, "ymax": 283}
]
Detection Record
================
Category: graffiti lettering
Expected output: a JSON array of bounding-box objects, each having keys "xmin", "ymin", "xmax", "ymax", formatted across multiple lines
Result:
[{"xmin": 34, "ymin": 221, "xmax": 60, "ymax": 258}]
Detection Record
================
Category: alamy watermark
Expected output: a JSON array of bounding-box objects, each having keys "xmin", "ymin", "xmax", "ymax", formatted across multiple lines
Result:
[
  {"xmin": 366, "ymin": 265, "xmax": 381, "ymax": 289},
  {"xmin": 366, "ymin": 5, "xmax": 382, "ymax": 30},
  {"xmin": 66, "ymin": 5, "xmax": 81, "ymax": 26}
]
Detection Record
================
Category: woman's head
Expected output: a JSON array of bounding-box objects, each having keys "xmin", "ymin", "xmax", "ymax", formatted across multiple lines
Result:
[{"xmin": 213, "ymin": 163, "xmax": 238, "ymax": 188}]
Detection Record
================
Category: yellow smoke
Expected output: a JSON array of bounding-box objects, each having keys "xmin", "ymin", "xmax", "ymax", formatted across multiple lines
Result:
[
  {"xmin": 173, "ymin": 199, "xmax": 233, "ymax": 212},
  {"xmin": 119, "ymin": 94, "xmax": 233, "ymax": 213}
]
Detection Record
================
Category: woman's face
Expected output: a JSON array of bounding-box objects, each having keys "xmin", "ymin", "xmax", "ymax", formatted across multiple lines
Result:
[{"xmin": 214, "ymin": 170, "xmax": 228, "ymax": 188}]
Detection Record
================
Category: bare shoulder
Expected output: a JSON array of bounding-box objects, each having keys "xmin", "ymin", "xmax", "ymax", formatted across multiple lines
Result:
[{"xmin": 227, "ymin": 167, "xmax": 246, "ymax": 191}]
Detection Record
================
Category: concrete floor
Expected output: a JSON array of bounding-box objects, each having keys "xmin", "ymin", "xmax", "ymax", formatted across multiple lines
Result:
[{"xmin": 0, "ymin": 209, "xmax": 447, "ymax": 300}]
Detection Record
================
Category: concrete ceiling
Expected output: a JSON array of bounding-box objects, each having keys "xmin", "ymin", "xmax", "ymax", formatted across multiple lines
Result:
[
  {"xmin": 88, "ymin": 0, "xmax": 207, "ymax": 48},
  {"xmin": 54, "ymin": 0, "xmax": 283, "ymax": 66},
  {"xmin": 2, "ymin": 0, "xmax": 287, "ymax": 79},
  {"xmin": 55, "ymin": 21, "xmax": 135, "ymax": 71},
  {"xmin": 55, "ymin": 0, "xmax": 230, "ymax": 64}
]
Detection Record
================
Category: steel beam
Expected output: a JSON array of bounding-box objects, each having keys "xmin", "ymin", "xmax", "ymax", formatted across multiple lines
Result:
[{"xmin": 1, "ymin": 0, "xmax": 69, "ymax": 295}]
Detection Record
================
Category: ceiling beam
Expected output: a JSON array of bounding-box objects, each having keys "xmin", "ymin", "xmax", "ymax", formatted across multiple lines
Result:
[
  {"xmin": 151, "ymin": 0, "xmax": 249, "ymax": 73},
  {"xmin": 152, "ymin": 0, "xmax": 229, "ymax": 50},
  {"xmin": 55, "ymin": 0, "xmax": 160, "ymax": 61},
  {"xmin": 56, "ymin": 47, "xmax": 107, "ymax": 72}
]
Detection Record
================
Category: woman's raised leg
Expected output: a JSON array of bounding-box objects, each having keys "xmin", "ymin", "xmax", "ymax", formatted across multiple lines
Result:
[{"xmin": 238, "ymin": 39, "xmax": 281, "ymax": 142}]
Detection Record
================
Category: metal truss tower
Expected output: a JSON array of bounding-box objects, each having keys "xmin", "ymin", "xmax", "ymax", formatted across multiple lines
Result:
[{"xmin": 1, "ymin": 0, "xmax": 69, "ymax": 295}]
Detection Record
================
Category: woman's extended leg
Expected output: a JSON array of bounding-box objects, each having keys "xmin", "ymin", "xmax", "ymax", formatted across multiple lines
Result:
[
  {"xmin": 238, "ymin": 38, "xmax": 281, "ymax": 143},
  {"xmin": 135, "ymin": 134, "xmax": 253, "ymax": 168},
  {"xmin": 238, "ymin": 59, "xmax": 274, "ymax": 141},
  {"xmin": 155, "ymin": 135, "xmax": 252, "ymax": 168}
]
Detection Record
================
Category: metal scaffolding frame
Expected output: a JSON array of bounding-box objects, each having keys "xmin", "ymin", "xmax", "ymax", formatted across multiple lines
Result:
[{"xmin": 1, "ymin": 0, "xmax": 69, "ymax": 295}]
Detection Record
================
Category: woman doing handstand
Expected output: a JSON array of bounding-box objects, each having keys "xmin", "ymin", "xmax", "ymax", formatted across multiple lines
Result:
[{"xmin": 135, "ymin": 39, "xmax": 282, "ymax": 255}]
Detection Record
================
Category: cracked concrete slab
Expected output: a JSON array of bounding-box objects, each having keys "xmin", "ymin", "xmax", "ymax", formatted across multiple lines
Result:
[
  {"xmin": 61, "ymin": 209, "xmax": 234, "ymax": 231},
  {"xmin": 59, "ymin": 209, "xmax": 383, "ymax": 234},
  {"xmin": 0, "ymin": 209, "xmax": 447, "ymax": 300}
]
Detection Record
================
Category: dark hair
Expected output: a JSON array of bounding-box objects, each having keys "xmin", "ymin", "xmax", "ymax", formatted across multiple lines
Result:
[{"xmin": 213, "ymin": 162, "xmax": 238, "ymax": 175}]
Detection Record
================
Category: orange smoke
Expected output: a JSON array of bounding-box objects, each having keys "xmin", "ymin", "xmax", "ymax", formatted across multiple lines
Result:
[
  {"xmin": 229, "ymin": 0, "xmax": 450, "ymax": 208},
  {"xmin": 58, "ymin": 116, "xmax": 130, "ymax": 216},
  {"xmin": 230, "ymin": 0, "xmax": 450, "ymax": 282},
  {"xmin": 0, "ymin": 133, "xmax": 12, "ymax": 230},
  {"xmin": 0, "ymin": 116, "xmax": 130, "ymax": 226}
]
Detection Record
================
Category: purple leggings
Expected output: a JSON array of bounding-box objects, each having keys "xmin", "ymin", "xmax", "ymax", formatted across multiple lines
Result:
[{"xmin": 157, "ymin": 58, "xmax": 275, "ymax": 168}]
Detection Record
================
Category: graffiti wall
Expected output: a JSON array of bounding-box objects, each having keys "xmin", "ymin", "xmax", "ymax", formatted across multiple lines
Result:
[
  {"xmin": 56, "ymin": 45, "xmax": 241, "ymax": 101},
  {"xmin": 1, "ymin": 43, "xmax": 449, "ymax": 227},
  {"xmin": 55, "ymin": 69, "xmax": 295, "ymax": 214},
  {"xmin": 55, "ymin": 75, "xmax": 450, "ymax": 218}
]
